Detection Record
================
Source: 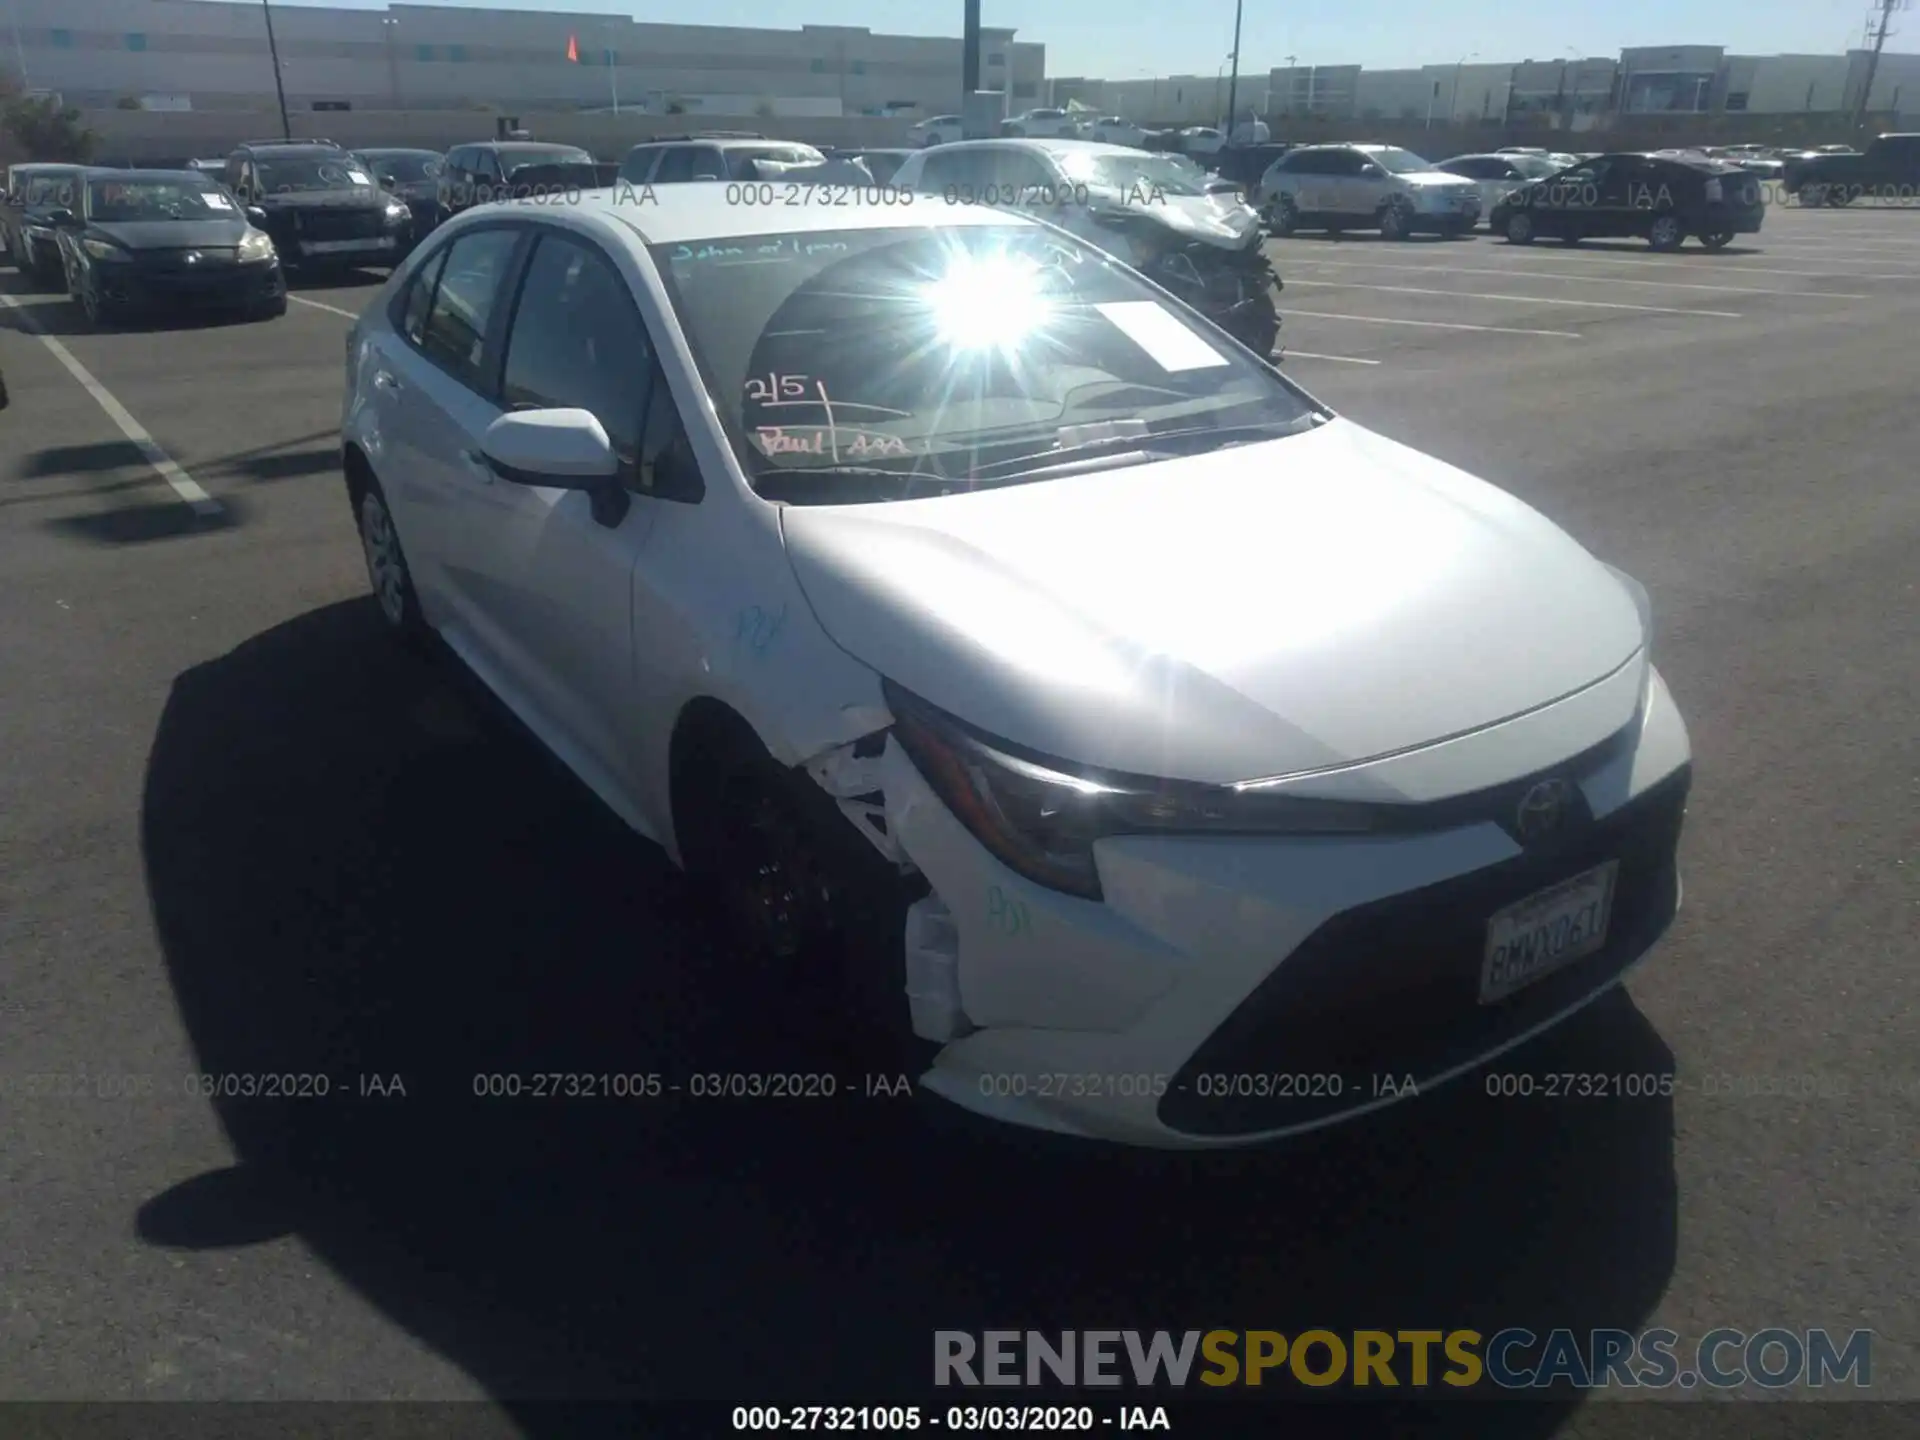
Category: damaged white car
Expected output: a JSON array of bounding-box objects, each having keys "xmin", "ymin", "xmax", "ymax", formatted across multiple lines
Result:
[{"xmin": 341, "ymin": 188, "xmax": 1693, "ymax": 1149}]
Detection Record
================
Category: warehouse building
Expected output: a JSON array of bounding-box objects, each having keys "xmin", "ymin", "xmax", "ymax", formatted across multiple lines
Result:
[{"xmin": 1, "ymin": 0, "xmax": 1046, "ymax": 116}]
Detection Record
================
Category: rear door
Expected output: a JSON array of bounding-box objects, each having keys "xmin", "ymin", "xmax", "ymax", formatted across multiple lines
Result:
[
  {"xmin": 1321, "ymin": 148, "xmax": 1374, "ymax": 216},
  {"xmin": 378, "ymin": 223, "xmax": 528, "ymax": 644}
]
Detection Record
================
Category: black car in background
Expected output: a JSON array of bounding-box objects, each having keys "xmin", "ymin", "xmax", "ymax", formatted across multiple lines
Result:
[
  {"xmin": 350, "ymin": 147, "xmax": 447, "ymax": 244},
  {"xmin": 52, "ymin": 169, "xmax": 285, "ymax": 326},
  {"xmin": 1207, "ymin": 142, "xmax": 1295, "ymax": 198},
  {"xmin": 4, "ymin": 162, "xmax": 88, "ymax": 286},
  {"xmin": 1784, "ymin": 133, "xmax": 1920, "ymax": 205},
  {"xmin": 223, "ymin": 141, "xmax": 411, "ymax": 272},
  {"xmin": 1491, "ymin": 151, "xmax": 1765, "ymax": 250},
  {"xmin": 439, "ymin": 141, "xmax": 597, "ymax": 215}
]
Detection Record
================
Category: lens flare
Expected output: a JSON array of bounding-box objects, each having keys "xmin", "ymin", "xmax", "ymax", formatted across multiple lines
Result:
[{"xmin": 921, "ymin": 250, "xmax": 1054, "ymax": 351}]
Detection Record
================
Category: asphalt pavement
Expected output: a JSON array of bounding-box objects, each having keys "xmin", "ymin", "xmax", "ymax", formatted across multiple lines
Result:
[{"xmin": 0, "ymin": 202, "xmax": 1915, "ymax": 1433}]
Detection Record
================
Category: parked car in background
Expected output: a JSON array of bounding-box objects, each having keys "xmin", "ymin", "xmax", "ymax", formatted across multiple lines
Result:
[
  {"xmin": 1085, "ymin": 116, "xmax": 1150, "ymax": 147},
  {"xmin": 1000, "ymin": 108, "xmax": 1083, "ymax": 139},
  {"xmin": 1492, "ymin": 150, "xmax": 1764, "ymax": 249},
  {"xmin": 226, "ymin": 141, "xmax": 412, "ymax": 272},
  {"xmin": 440, "ymin": 140, "xmax": 595, "ymax": 215},
  {"xmin": 1434, "ymin": 151, "xmax": 1566, "ymax": 222},
  {"xmin": 55, "ymin": 168, "xmax": 285, "ymax": 326},
  {"xmin": 618, "ymin": 135, "xmax": 828, "ymax": 185},
  {"xmin": 1207, "ymin": 143, "xmax": 1295, "ymax": 199},
  {"xmin": 825, "ymin": 148, "xmax": 915, "ymax": 186},
  {"xmin": 889, "ymin": 138, "xmax": 1280, "ymax": 355},
  {"xmin": 3, "ymin": 162, "xmax": 88, "ymax": 285},
  {"xmin": 338, "ymin": 187, "xmax": 1690, "ymax": 1148},
  {"xmin": 352, "ymin": 148, "xmax": 448, "ymax": 243},
  {"xmin": 907, "ymin": 115, "xmax": 965, "ymax": 147},
  {"xmin": 186, "ymin": 159, "xmax": 227, "ymax": 175},
  {"xmin": 1785, "ymin": 132, "xmax": 1920, "ymax": 204},
  {"xmin": 1256, "ymin": 143, "xmax": 1481, "ymax": 238},
  {"xmin": 1175, "ymin": 127, "xmax": 1228, "ymax": 156}
]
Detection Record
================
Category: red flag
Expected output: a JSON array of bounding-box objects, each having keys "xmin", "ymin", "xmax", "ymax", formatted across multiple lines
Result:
[{"xmin": 566, "ymin": 33, "xmax": 579, "ymax": 62}]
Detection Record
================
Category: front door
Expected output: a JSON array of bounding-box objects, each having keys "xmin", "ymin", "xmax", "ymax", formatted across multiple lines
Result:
[{"xmin": 453, "ymin": 227, "xmax": 663, "ymax": 801}]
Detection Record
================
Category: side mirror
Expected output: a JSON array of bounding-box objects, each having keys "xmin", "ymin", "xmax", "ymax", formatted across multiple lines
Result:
[
  {"xmin": 246, "ymin": 206, "xmax": 269, "ymax": 226},
  {"xmin": 481, "ymin": 408, "xmax": 628, "ymax": 525},
  {"xmin": 43, "ymin": 208, "xmax": 78, "ymax": 227},
  {"xmin": 1359, "ymin": 163, "xmax": 1385, "ymax": 178}
]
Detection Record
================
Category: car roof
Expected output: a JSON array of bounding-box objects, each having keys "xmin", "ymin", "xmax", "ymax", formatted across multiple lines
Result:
[
  {"xmin": 83, "ymin": 168, "xmax": 212, "ymax": 183},
  {"xmin": 12, "ymin": 161, "xmax": 85, "ymax": 174},
  {"xmin": 355, "ymin": 147, "xmax": 441, "ymax": 156},
  {"xmin": 913, "ymin": 138, "xmax": 1146, "ymax": 159},
  {"xmin": 488, "ymin": 182, "xmax": 1040, "ymax": 246},
  {"xmin": 242, "ymin": 143, "xmax": 343, "ymax": 155},
  {"xmin": 473, "ymin": 140, "xmax": 590, "ymax": 152}
]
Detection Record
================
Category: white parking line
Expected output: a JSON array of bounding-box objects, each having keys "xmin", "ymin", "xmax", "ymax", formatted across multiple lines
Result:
[
  {"xmin": 1274, "ymin": 241, "xmax": 1920, "ymax": 282},
  {"xmin": 1282, "ymin": 257, "xmax": 1871, "ymax": 300},
  {"xmin": 1278, "ymin": 279, "xmax": 1742, "ymax": 318},
  {"xmin": 289, "ymin": 294, "xmax": 361, "ymax": 320},
  {"xmin": 0, "ymin": 294, "xmax": 221, "ymax": 516},
  {"xmin": 1278, "ymin": 308, "xmax": 1580, "ymax": 338},
  {"xmin": 1281, "ymin": 350, "xmax": 1384, "ymax": 365}
]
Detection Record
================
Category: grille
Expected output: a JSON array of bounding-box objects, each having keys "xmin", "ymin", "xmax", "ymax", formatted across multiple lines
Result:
[
  {"xmin": 1158, "ymin": 767, "xmax": 1690, "ymax": 1137},
  {"xmin": 295, "ymin": 208, "xmax": 385, "ymax": 242},
  {"xmin": 138, "ymin": 249, "xmax": 238, "ymax": 273}
]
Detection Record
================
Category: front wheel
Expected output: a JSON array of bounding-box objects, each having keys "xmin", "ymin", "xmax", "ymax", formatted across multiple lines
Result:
[
  {"xmin": 1647, "ymin": 213, "xmax": 1686, "ymax": 251},
  {"xmin": 1265, "ymin": 194, "xmax": 1299, "ymax": 236},
  {"xmin": 1699, "ymin": 230, "xmax": 1734, "ymax": 250},
  {"xmin": 1504, "ymin": 211, "xmax": 1535, "ymax": 244},
  {"xmin": 1378, "ymin": 198, "xmax": 1415, "ymax": 240}
]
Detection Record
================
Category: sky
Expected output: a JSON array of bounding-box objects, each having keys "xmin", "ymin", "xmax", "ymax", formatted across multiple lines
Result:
[{"xmin": 267, "ymin": 0, "xmax": 1910, "ymax": 77}]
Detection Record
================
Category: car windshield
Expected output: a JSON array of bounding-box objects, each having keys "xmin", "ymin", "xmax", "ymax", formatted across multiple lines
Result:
[
  {"xmin": 652, "ymin": 224, "xmax": 1316, "ymax": 503},
  {"xmin": 505, "ymin": 146, "xmax": 591, "ymax": 169},
  {"xmin": 1511, "ymin": 155, "xmax": 1563, "ymax": 178},
  {"xmin": 363, "ymin": 153, "xmax": 442, "ymax": 183},
  {"xmin": 87, "ymin": 178, "xmax": 237, "ymax": 222},
  {"xmin": 25, "ymin": 175, "xmax": 78, "ymax": 205},
  {"xmin": 255, "ymin": 157, "xmax": 371, "ymax": 193},
  {"xmin": 1057, "ymin": 151, "xmax": 1210, "ymax": 197},
  {"xmin": 1366, "ymin": 148, "xmax": 1434, "ymax": 174}
]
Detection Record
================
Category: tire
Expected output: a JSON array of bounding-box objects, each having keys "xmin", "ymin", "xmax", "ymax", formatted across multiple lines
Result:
[
  {"xmin": 1504, "ymin": 210, "xmax": 1535, "ymax": 244},
  {"xmin": 1266, "ymin": 194, "xmax": 1299, "ymax": 236},
  {"xmin": 1378, "ymin": 197, "xmax": 1415, "ymax": 240},
  {"xmin": 676, "ymin": 731, "xmax": 932, "ymax": 1071},
  {"xmin": 1226, "ymin": 287, "xmax": 1282, "ymax": 357},
  {"xmin": 1647, "ymin": 213, "xmax": 1685, "ymax": 251},
  {"xmin": 1826, "ymin": 187, "xmax": 1852, "ymax": 208},
  {"xmin": 354, "ymin": 475, "xmax": 430, "ymax": 648},
  {"xmin": 1699, "ymin": 231, "xmax": 1734, "ymax": 250}
]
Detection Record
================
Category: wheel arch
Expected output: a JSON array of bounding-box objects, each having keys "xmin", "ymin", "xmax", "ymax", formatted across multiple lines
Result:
[{"xmin": 666, "ymin": 694, "xmax": 778, "ymax": 868}]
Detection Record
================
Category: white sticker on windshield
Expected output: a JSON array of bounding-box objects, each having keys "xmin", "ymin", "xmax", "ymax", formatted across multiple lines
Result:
[
  {"xmin": 346, "ymin": 169, "xmax": 372, "ymax": 186},
  {"xmin": 1093, "ymin": 301, "xmax": 1230, "ymax": 372},
  {"xmin": 202, "ymin": 191, "xmax": 233, "ymax": 209}
]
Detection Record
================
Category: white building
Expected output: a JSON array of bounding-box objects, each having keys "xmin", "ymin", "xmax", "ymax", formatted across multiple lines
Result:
[{"xmin": 0, "ymin": 0, "xmax": 1047, "ymax": 116}]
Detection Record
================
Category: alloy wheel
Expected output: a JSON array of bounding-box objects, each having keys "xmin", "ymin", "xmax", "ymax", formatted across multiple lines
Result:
[
  {"xmin": 722, "ymin": 777, "xmax": 837, "ymax": 962},
  {"xmin": 358, "ymin": 491, "xmax": 408, "ymax": 628},
  {"xmin": 1506, "ymin": 212, "xmax": 1534, "ymax": 244}
]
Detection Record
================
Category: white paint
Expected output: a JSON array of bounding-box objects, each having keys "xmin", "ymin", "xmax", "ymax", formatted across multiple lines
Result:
[
  {"xmin": 1284, "ymin": 257, "xmax": 1872, "ymax": 300},
  {"xmin": 0, "ymin": 294, "xmax": 220, "ymax": 516},
  {"xmin": 1281, "ymin": 350, "xmax": 1384, "ymax": 365},
  {"xmin": 1280, "ymin": 278, "xmax": 1741, "ymax": 318},
  {"xmin": 288, "ymin": 294, "xmax": 361, "ymax": 320},
  {"xmin": 1093, "ymin": 301, "xmax": 1230, "ymax": 371},
  {"xmin": 1277, "ymin": 307, "xmax": 1580, "ymax": 338}
]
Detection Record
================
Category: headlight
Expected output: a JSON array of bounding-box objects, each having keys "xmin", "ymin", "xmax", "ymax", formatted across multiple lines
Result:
[
  {"xmin": 384, "ymin": 200, "xmax": 410, "ymax": 224},
  {"xmin": 237, "ymin": 228, "xmax": 275, "ymax": 262},
  {"xmin": 884, "ymin": 680, "xmax": 1375, "ymax": 901},
  {"xmin": 82, "ymin": 237, "xmax": 131, "ymax": 261}
]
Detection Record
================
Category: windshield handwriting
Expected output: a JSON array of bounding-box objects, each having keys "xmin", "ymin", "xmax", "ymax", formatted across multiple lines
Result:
[
  {"xmin": 669, "ymin": 237, "xmax": 850, "ymax": 265},
  {"xmin": 745, "ymin": 372, "xmax": 811, "ymax": 403},
  {"xmin": 754, "ymin": 426, "xmax": 912, "ymax": 460}
]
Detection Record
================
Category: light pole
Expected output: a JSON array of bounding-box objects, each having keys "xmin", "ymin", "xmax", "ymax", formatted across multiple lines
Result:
[
  {"xmin": 1224, "ymin": 0, "xmax": 1244, "ymax": 143},
  {"xmin": 1449, "ymin": 51, "xmax": 1476, "ymax": 128},
  {"xmin": 1283, "ymin": 55, "xmax": 1296, "ymax": 116},
  {"xmin": 261, "ymin": 0, "xmax": 292, "ymax": 140},
  {"xmin": 1214, "ymin": 52, "xmax": 1232, "ymax": 128},
  {"xmin": 8, "ymin": 3, "xmax": 29, "ymax": 89},
  {"xmin": 381, "ymin": 16, "xmax": 399, "ymax": 108}
]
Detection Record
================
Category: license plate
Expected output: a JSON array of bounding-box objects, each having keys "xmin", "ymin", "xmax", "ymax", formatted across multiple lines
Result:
[
  {"xmin": 1479, "ymin": 861, "xmax": 1618, "ymax": 1004},
  {"xmin": 301, "ymin": 238, "xmax": 394, "ymax": 255}
]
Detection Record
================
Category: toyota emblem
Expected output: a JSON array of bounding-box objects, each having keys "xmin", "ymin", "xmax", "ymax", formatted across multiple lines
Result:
[{"xmin": 1514, "ymin": 779, "xmax": 1576, "ymax": 843}]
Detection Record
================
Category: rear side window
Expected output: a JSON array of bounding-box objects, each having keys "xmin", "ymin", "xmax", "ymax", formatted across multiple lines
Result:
[
  {"xmin": 418, "ymin": 228, "xmax": 520, "ymax": 389},
  {"xmin": 620, "ymin": 145, "xmax": 660, "ymax": 182},
  {"xmin": 400, "ymin": 244, "xmax": 450, "ymax": 345},
  {"xmin": 654, "ymin": 148, "xmax": 698, "ymax": 183}
]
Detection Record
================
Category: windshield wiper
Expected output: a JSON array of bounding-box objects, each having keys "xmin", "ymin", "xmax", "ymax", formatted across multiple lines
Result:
[{"xmin": 963, "ymin": 419, "xmax": 1309, "ymax": 481}]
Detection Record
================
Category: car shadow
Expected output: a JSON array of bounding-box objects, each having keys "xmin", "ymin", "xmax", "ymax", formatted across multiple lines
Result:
[
  {"xmin": 1273, "ymin": 231, "xmax": 1475, "ymax": 246},
  {"xmin": 137, "ymin": 599, "xmax": 1681, "ymax": 1429},
  {"xmin": 286, "ymin": 267, "xmax": 394, "ymax": 291},
  {"xmin": 45, "ymin": 496, "xmax": 244, "ymax": 544},
  {"xmin": 0, "ymin": 300, "xmax": 279, "ymax": 339},
  {"xmin": 1495, "ymin": 238, "xmax": 1766, "ymax": 257}
]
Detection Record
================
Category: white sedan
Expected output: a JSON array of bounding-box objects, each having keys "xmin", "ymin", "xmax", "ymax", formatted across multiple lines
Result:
[{"xmin": 341, "ymin": 189, "xmax": 1692, "ymax": 1148}]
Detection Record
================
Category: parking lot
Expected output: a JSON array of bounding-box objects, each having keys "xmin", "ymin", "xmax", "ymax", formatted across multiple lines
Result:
[{"xmin": 1, "ymin": 196, "xmax": 1916, "ymax": 1426}]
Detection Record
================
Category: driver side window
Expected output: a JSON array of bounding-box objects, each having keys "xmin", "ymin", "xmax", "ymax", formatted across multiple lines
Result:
[{"xmin": 1326, "ymin": 150, "xmax": 1367, "ymax": 177}]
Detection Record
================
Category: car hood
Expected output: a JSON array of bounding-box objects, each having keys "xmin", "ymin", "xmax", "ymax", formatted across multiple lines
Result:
[
  {"xmin": 1397, "ymin": 170, "xmax": 1481, "ymax": 190},
  {"xmin": 779, "ymin": 417, "xmax": 1646, "ymax": 785},
  {"xmin": 90, "ymin": 218, "xmax": 248, "ymax": 249},
  {"xmin": 1092, "ymin": 184, "xmax": 1263, "ymax": 247},
  {"xmin": 254, "ymin": 189, "xmax": 385, "ymax": 209}
]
